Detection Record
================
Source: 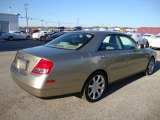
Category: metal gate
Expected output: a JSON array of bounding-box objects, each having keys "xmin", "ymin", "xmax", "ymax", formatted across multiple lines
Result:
[{"xmin": 0, "ymin": 21, "xmax": 9, "ymax": 32}]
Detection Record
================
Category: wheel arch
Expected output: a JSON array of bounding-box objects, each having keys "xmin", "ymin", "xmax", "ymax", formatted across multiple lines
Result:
[
  {"xmin": 149, "ymin": 54, "xmax": 156, "ymax": 62},
  {"xmin": 80, "ymin": 69, "xmax": 109, "ymax": 94},
  {"xmin": 8, "ymin": 36, "xmax": 14, "ymax": 40},
  {"xmin": 8, "ymin": 36, "xmax": 13, "ymax": 38}
]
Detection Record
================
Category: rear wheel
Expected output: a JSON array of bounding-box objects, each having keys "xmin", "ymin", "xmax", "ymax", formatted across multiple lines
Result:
[
  {"xmin": 26, "ymin": 36, "xmax": 30, "ymax": 40},
  {"xmin": 40, "ymin": 36, "xmax": 44, "ymax": 41},
  {"xmin": 83, "ymin": 72, "xmax": 107, "ymax": 102},
  {"xmin": 8, "ymin": 36, "xmax": 13, "ymax": 41},
  {"xmin": 146, "ymin": 57, "xmax": 155, "ymax": 75}
]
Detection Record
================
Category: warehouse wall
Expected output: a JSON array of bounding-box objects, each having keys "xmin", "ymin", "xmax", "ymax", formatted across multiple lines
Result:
[{"xmin": 0, "ymin": 13, "xmax": 19, "ymax": 32}]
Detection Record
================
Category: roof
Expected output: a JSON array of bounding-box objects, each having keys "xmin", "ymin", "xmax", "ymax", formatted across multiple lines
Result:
[
  {"xmin": 0, "ymin": 13, "xmax": 19, "ymax": 16},
  {"xmin": 71, "ymin": 30, "xmax": 126, "ymax": 36}
]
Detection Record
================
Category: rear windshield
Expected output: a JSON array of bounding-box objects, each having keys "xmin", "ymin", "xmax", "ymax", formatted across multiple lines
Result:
[
  {"xmin": 45, "ymin": 33, "xmax": 94, "ymax": 50},
  {"xmin": 50, "ymin": 32, "xmax": 65, "ymax": 39},
  {"xmin": 127, "ymin": 34, "xmax": 132, "ymax": 37}
]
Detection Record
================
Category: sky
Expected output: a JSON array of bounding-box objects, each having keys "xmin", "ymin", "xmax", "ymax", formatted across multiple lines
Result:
[{"xmin": 0, "ymin": 0, "xmax": 160, "ymax": 27}]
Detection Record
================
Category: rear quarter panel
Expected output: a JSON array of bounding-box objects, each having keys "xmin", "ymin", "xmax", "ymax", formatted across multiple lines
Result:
[{"xmin": 47, "ymin": 51, "xmax": 104, "ymax": 92}]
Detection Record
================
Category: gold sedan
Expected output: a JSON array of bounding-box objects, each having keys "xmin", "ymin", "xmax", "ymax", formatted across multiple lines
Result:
[{"xmin": 10, "ymin": 31, "xmax": 157, "ymax": 102}]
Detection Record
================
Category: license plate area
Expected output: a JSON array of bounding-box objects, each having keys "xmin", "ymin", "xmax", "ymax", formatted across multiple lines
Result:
[{"xmin": 16, "ymin": 58, "xmax": 29, "ymax": 72}]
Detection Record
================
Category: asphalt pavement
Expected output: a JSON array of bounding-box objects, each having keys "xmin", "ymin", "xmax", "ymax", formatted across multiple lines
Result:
[{"xmin": 0, "ymin": 40, "xmax": 160, "ymax": 120}]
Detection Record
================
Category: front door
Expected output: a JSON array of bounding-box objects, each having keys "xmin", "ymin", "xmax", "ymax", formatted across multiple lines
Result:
[
  {"xmin": 98, "ymin": 34, "xmax": 130, "ymax": 83},
  {"xmin": 118, "ymin": 35, "xmax": 148, "ymax": 74}
]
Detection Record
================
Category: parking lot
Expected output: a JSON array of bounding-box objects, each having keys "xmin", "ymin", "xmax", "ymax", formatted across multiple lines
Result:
[{"xmin": 0, "ymin": 40, "xmax": 160, "ymax": 120}]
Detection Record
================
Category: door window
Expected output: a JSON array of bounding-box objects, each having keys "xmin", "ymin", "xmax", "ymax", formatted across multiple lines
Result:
[
  {"xmin": 119, "ymin": 35, "xmax": 136, "ymax": 49},
  {"xmin": 99, "ymin": 35, "xmax": 122, "ymax": 51}
]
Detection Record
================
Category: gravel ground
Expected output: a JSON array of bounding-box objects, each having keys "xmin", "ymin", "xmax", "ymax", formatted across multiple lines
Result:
[{"xmin": 0, "ymin": 41, "xmax": 160, "ymax": 120}]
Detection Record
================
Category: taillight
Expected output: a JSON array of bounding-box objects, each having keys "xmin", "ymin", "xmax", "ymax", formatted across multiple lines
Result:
[{"xmin": 32, "ymin": 58, "xmax": 53, "ymax": 75}]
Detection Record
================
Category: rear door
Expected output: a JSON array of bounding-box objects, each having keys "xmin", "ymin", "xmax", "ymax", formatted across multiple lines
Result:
[
  {"xmin": 14, "ymin": 32, "xmax": 22, "ymax": 39},
  {"xmin": 20, "ymin": 32, "xmax": 26, "ymax": 39},
  {"xmin": 98, "ymin": 34, "xmax": 130, "ymax": 83}
]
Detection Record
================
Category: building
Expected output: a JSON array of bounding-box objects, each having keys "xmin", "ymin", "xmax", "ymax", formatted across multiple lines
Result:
[
  {"xmin": 137, "ymin": 27, "xmax": 160, "ymax": 34},
  {"xmin": 0, "ymin": 13, "xmax": 19, "ymax": 32}
]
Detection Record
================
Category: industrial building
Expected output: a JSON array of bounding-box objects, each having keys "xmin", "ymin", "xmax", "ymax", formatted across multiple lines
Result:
[
  {"xmin": 137, "ymin": 27, "xmax": 160, "ymax": 34},
  {"xmin": 0, "ymin": 13, "xmax": 19, "ymax": 32}
]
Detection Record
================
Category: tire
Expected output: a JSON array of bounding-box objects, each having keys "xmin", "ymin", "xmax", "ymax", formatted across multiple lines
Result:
[
  {"xmin": 8, "ymin": 36, "xmax": 13, "ymax": 41},
  {"xmin": 82, "ymin": 71, "xmax": 107, "ymax": 102},
  {"xmin": 40, "ymin": 36, "xmax": 44, "ymax": 41},
  {"xmin": 26, "ymin": 36, "xmax": 30, "ymax": 40},
  {"xmin": 146, "ymin": 57, "xmax": 155, "ymax": 75}
]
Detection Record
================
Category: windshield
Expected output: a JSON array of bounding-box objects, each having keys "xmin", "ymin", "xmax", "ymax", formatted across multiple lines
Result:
[{"xmin": 45, "ymin": 33, "xmax": 94, "ymax": 50}]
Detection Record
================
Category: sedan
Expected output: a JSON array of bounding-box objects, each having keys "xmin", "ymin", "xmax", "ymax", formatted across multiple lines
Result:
[
  {"xmin": 147, "ymin": 34, "xmax": 160, "ymax": 48},
  {"xmin": 126, "ymin": 33, "xmax": 149, "ymax": 47},
  {"xmin": 1, "ymin": 31, "xmax": 30, "ymax": 41},
  {"xmin": 10, "ymin": 31, "xmax": 157, "ymax": 102}
]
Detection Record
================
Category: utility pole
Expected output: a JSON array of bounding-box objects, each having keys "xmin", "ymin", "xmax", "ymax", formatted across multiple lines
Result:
[
  {"xmin": 58, "ymin": 20, "xmax": 61, "ymax": 27},
  {"xmin": 77, "ymin": 17, "xmax": 79, "ymax": 26},
  {"xmin": 41, "ymin": 20, "xmax": 44, "ymax": 29},
  {"xmin": 24, "ymin": 3, "xmax": 29, "ymax": 33}
]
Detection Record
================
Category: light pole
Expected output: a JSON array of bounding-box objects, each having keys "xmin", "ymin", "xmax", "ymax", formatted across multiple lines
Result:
[
  {"xmin": 24, "ymin": 3, "xmax": 29, "ymax": 33},
  {"xmin": 41, "ymin": 20, "xmax": 44, "ymax": 29},
  {"xmin": 77, "ymin": 17, "xmax": 79, "ymax": 26}
]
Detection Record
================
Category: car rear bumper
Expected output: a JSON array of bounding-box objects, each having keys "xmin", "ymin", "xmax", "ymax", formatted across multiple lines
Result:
[{"xmin": 10, "ymin": 64, "xmax": 68, "ymax": 97}]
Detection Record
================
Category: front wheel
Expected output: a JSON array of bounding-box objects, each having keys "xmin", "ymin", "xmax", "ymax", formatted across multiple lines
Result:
[
  {"xmin": 40, "ymin": 36, "xmax": 44, "ymax": 41},
  {"xmin": 8, "ymin": 36, "xmax": 13, "ymax": 41},
  {"xmin": 83, "ymin": 72, "xmax": 107, "ymax": 102},
  {"xmin": 146, "ymin": 57, "xmax": 155, "ymax": 75},
  {"xmin": 26, "ymin": 36, "xmax": 30, "ymax": 40}
]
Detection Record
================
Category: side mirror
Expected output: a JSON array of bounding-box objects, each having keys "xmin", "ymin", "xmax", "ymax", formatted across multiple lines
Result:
[
  {"xmin": 134, "ymin": 44, "xmax": 144, "ymax": 50},
  {"xmin": 134, "ymin": 44, "xmax": 140, "ymax": 50}
]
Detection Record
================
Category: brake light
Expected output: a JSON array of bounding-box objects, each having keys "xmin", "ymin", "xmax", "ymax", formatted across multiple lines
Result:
[{"xmin": 32, "ymin": 59, "xmax": 53, "ymax": 74}]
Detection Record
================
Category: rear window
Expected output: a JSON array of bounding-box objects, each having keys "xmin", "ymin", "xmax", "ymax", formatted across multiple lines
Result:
[{"xmin": 45, "ymin": 33, "xmax": 94, "ymax": 50}]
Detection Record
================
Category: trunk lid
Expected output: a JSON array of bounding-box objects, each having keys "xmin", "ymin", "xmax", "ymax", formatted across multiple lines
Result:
[{"xmin": 14, "ymin": 46, "xmax": 73, "ymax": 74}]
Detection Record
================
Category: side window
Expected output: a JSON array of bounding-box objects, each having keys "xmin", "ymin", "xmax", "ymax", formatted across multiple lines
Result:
[
  {"xmin": 14, "ymin": 32, "xmax": 20, "ymax": 34},
  {"xmin": 155, "ymin": 36, "xmax": 160, "ymax": 38},
  {"xmin": 99, "ymin": 35, "xmax": 122, "ymax": 51},
  {"xmin": 119, "ymin": 35, "xmax": 136, "ymax": 49}
]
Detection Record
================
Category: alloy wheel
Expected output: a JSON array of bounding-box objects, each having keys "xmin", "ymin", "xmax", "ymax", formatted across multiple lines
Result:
[
  {"xmin": 147, "ymin": 58, "xmax": 155, "ymax": 75},
  {"xmin": 88, "ymin": 75, "xmax": 105, "ymax": 100}
]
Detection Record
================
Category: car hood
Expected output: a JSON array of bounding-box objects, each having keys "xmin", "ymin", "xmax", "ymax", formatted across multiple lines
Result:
[{"xmin": 20, "ymin": 45, "xmax": 74, "ymax": 59}]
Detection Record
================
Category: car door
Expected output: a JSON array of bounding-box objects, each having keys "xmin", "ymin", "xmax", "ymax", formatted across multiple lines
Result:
[
  {"xmin": 20, "ymin": 32, "xmax": 27, "ymax": 39},
  {"xmin": 118, "ymin": 35, "xmax": 148, "ymax": 75},
  {"xmin": 14, "ymin": 32, "xmax": 21, "ymax": 39},
  {"xmin": 97, "ymin": 34, "xmax": 130, "ymax": 83}
]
